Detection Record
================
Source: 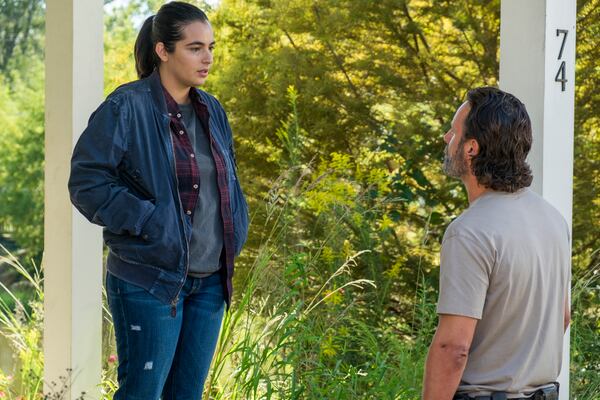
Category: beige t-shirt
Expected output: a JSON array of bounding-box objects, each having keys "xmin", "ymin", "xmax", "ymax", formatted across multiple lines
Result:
[{"xmin": 437, "ymin": 188, "xmax": 570, "ymax": 398}]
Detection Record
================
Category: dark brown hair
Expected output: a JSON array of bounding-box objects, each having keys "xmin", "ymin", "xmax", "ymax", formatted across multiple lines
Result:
[
  {"xmin": 134, "ymin": 2, "xmax": 209, "ymax": 79},
  {"xmin": 464, "ymin": 86, "xmax": 533, "ymax": 192}
]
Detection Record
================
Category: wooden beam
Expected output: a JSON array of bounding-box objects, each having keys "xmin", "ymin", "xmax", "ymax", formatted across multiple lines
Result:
[{"xmin": 44, "ymin": 0, "xmax": 104, "ymax": 398}]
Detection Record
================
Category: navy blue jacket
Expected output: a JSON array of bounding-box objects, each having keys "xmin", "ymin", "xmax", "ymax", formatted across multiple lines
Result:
[{"xmin": 68, "ymin": 71, "xmax": 248, "ymax": 307}]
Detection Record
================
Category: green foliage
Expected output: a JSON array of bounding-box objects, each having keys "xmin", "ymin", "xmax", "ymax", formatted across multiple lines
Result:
[
  {"xmin": 573, "ymin": 0, "xmax": 600, "ymax": 273},
  {"xmin": 0, "ymin": 245, "xmax": 44, "ymax": 399},
  {"xmin": 0, "ymin": 0, "xmax": 44, "ymax": 75},
  {"xmin": 0, "ymin": 0, "xmax": 597, "ymax": 398},
  {"xmin": 0, "ymin": 246, "xmax": 93, "ymax": 399},
  {"xmin": 208, "ymin": 0, "xmax": 500, "ymax": 211},
  {"xmin": 570, "ymin": 255, "xmax": 600, "ymax": 399},
  {"xmin": 206, "ymin": 153, "xmax": 421, "ymax": 399},
  {"xmin": 205, "ymin": 5, "xmax": 504, "ymax": 330},
  {"xmin": 103, "ymin": 1, "xmax": 143, "ymax": 96},
  {"xmin": 199, "ymin": 93, "xmax": 438, "ymax": 398},
  {"xmin": 570, "ymin": 3, "xmax": 600, "ymax": 396},
  {"xmin": 0, "ymin": 64, "xmax": 45, "ymax": 262}
]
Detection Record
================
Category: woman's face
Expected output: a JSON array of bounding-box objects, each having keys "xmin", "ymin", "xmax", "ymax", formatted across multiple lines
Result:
[{"xmin": 157, "ymin": 21, "xmax": 215, "ymax": 87}]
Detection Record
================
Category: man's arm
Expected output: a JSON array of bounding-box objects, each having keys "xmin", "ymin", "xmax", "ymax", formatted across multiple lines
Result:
[
  {"xmin": 564, "ymin": 290, "xmax": 571, "ymax": 333},
  {"xmin": 423, "ymin": 314, "xmax": 478, "ymax": 400}
]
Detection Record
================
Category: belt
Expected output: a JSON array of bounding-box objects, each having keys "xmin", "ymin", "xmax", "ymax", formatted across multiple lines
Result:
[{"xmin": 454, "ymin": 382, "xmax": 559, "ymax": 400}]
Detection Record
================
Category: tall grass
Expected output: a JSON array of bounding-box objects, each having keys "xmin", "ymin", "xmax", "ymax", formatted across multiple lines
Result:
[
  {"xmin": 201, "ymin": 147, "xmax": 438, "ymax": 399},
  {"xmin": 0, "ymin": 87, "xmax": 597, "ymax": 399},
  {"xmin": 0, "ymin": 244, "xmax": 44, "ymax": 399},
  {"xmin": 570, "ymin": 251, "xmax": 600, "ymax": 399},
  {"xmin": 2, "ymin": 243, "xmax": 598, "ymax": 399},
  {"xmin": 0, "ymin": 245, "xmax": 88, "ymax": 399}
]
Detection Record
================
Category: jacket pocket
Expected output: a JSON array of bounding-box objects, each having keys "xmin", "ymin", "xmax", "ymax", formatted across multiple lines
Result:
[
  {"xmin": 117, "ymin": 167, "xmax": 156, "ymax": 203},
  {"xmin": 105, "ymin": 204, "xmax": 182, "ymax": 270}
]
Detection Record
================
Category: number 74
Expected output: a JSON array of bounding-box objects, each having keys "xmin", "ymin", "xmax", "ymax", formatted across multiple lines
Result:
[{"xmin": 555, "ymin": 29, "xmax": 568, "ymax": 92}]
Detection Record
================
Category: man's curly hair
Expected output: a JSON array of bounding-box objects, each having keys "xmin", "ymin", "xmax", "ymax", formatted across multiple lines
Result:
[{"xmin": 464, "ymin": 87, "xmax": 533, "ymax": 192}]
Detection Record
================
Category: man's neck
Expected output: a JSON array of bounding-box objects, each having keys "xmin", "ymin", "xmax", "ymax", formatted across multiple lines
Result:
[
  {"xmin": 462, "ymin": 174, "xmax": 490, "ymax": 204},
  {"xmin": 158, "ymin": 67, "xmax": 191, "ymax": 105}
]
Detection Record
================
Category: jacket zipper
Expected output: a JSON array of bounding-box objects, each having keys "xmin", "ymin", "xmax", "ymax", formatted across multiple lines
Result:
[{"xmin": 165, "ymin": 119, "xmax": 190, "ymax": 318}]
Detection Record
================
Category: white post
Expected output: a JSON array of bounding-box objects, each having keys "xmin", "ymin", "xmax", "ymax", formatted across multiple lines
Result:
[
  {"xmin": 44, "ymin": 0, "xmax": 104, "ymax": 398},
  {"xmin": 499, "ymin": 0, "xmax": 575, "ymax": 398}
]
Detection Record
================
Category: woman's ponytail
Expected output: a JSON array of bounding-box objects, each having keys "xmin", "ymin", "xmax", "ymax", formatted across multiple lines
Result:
[{"xmin": 134, "ymin": 15, "xmax": 157, "ymax": 79}]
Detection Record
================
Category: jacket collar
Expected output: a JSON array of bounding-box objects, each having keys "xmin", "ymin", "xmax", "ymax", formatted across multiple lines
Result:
[
  {"xmin": 147, "ymin": 69, "xmax": 169, "ymax": 117},
  {"xmin": 146, "ymin": 69, "xmax": 207, "ymax": 118}
]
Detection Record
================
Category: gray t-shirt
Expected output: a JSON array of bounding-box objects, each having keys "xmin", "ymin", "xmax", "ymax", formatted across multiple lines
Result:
[
  {"xmin": 179, "ymin": 103, "xmax": 223, "ymax": 277},
  {"xmin": 437, "ymin": 188, "xmax": 570, "ymax": 398}
]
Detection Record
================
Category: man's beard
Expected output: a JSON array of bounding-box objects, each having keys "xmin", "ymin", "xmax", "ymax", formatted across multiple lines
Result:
[{"xmin": 443, "ymin": 143, "xmax": 468, "ymax": 178}]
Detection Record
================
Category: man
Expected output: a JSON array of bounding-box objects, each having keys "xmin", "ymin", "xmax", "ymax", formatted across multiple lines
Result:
[{"xmin": 422, "ymin": 87, "xmax": 571, "ymax": 400}]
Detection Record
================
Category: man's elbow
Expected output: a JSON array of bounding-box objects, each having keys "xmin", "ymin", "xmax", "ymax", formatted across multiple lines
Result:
[
  {"xmin": 564, "ymin": 309, "xmax": 571, "ymax": 332},
  {"xmin": 434, "ymin": 341, "xmax": 470, "ymax": 371}
]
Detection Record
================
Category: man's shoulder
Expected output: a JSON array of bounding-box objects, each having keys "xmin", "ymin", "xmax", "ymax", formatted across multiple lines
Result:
[
  {"xmin": 443, "ymin": 205, "xmax": 488, "ymax": 242},
  {"xmin": 444, "ymin": 188, "xmax": 569, "ymax": 244},
  {"xmin": 524, "ymin": 189, "xmax": 567, "ymax": 222},
  {"xmin": 511, "ymin": 188, "xmax": 569, "ymax": 234},
  {"xmin": 443, "ymin": 191, "xmax": 518, "ymax": 244}
]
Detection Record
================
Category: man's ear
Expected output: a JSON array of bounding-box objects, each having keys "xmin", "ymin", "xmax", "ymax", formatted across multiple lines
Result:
[
  {"xmin": 465, "ymin": 139, "xmax": 480, "ymax": 158},
  {"xmin": 155, "ymin": 42, "xmax": 168, "ymax": 63}
]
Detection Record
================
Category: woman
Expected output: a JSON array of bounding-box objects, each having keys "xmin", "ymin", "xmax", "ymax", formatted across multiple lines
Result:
[{"xmin": 68, "ymin": 2, "xmax": 249, "ymax": 399}]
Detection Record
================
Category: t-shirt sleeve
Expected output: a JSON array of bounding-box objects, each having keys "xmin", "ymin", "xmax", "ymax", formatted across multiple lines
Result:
[{"xmin": 437, "ymin": 234, "xmax": 493, "ymax": 319}]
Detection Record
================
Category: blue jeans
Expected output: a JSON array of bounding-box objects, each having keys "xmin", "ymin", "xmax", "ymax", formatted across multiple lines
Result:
[{"xmin": 106, "ymin": 271, "xmax": 225, "ymax": 400}]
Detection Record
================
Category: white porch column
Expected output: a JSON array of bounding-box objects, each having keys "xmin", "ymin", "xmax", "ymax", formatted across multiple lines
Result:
[
  {"xmin": 44, "ymin": 1, "xmax": 104, "ymax": 399},
  {"xmin": 499, "ymin": 0, "xmax": 576, "ymax": 398}
]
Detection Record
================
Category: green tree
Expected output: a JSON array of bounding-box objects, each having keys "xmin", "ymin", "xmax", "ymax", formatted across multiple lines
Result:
[
  {"xmin": 0, "ymin": 63, "xmax": 44, "ymax": 262},
  {"xmin": 0, "ymin": 0, "xmax": 44, "ymax": 75},
  {"xmin": 570, "ymin": 0, "xmax": 600, "ymax": 394},
  {"xmin": 205, "ymin": 0, "xmax": 502, "ymax": 322}
]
